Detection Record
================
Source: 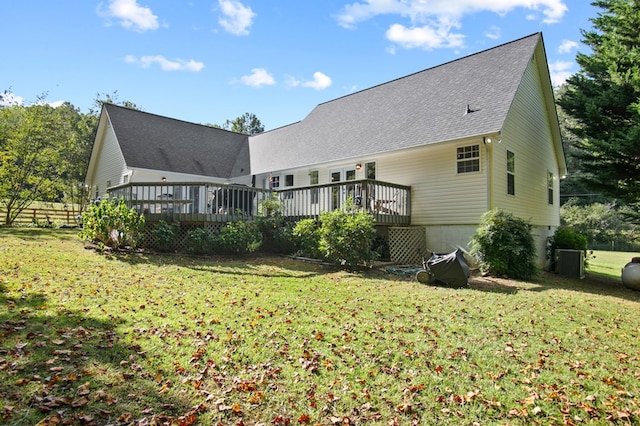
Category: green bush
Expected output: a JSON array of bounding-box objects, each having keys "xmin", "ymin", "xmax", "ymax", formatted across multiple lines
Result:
[
  {"xmin": 292, "ymin": 218, "xmax": 322, "ymax": 258},
  {"xmin": 79, "ymin": 199, "xmax": 145, "ymax": 249},
  {"xmin": 212, "ymin": 221, "xmax": 263, "ymax": 255},
  {"xmin": 152, "ymin": 220, "xmax": 180, "ymax": 253},
  {"xmin": 469, "ymin": 209, "xmax": 537, "ymax": 279},
  {"xmin": 258, "ymin": 193, "xmax": 283, "ymax": 217},
  {"xmin": 318, "ymin": 208, "xmax": 377, "ymax": 269},
  {"xmin": 547, "ymin": 225, "xmax": 589, "ymax": 268},
  {"xmin": 186, "ymin": 227, "xmax": 213, "ymax": 255},
  {"xmin": 256, "ymin": 215, "xmax": 297, "ymax": 254},
  {"xmin": 372, "ymin": 236, "xmax": 390, "ymax": 261}
]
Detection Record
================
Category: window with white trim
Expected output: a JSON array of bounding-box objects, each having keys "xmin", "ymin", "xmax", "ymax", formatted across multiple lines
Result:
[
  {"xmin": 365, "ymin": 162, "xmax": 376, "ymax": 179},
  {"xmin": 457, "ymin": 145, "xmax": 480, "ymax": 173},
  {"xmin": 309, "ymin": 170, "xmax": 319, "ymax": 204},
  {"xmin": 507, "ymin": 150, "xmax": 515, "ymax": 196},
  {"xmin": 270, "ymin": 175, "xmax": 280, "ymax": 189},
  {"xmin": 547, "ymin": 171, "xmax": 554, "ymax": 205}
]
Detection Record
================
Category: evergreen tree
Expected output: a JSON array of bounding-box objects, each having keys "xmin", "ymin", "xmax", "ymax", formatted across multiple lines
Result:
[{"xmin": 557, "ymin": 0, "xmax": 640, "ymax": 220}]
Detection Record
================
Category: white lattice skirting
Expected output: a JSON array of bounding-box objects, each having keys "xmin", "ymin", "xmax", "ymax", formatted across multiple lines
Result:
[{"xmin": 389, "ymin": 226, "xmax": 427, "ymax": 265}]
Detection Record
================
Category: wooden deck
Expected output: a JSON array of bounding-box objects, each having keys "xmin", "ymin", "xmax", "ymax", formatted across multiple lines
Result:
[{"xmin": 108, "ymin": 179, "xmax": 411, "ymax": 226}]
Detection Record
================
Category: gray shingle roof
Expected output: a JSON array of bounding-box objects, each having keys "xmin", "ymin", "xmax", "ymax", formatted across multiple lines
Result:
[
  {"xmin": 249, "ymin": 33, "xmax": 544, "ymax": 174},
  {"xmin": 104, "ymin": 103, "xmax": 250, "ymax": 179}
]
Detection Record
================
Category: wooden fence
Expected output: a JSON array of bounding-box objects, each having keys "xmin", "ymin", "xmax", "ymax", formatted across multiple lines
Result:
[{"xmin": 0, "ymin": 207, "xmax": 83, "ymax": 226}]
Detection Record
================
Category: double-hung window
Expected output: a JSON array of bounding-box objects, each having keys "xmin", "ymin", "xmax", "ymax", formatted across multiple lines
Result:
[
  {"xmin": 507, "ymin": 150, "xmax": 515, "ymax": 196},
  {"xmin": 283, "ymin": 174, "xmax": 294, "ymax": 199},
  {"xmin": 270, "ymin": 175, "xmax": 280, "ymax": 189},
  {"xmin": 457, "ymin": 145, "xmax": 480, "ymax": 173},
  {"xmin": 309, "ymin": 170, "xmax": 319, "ymax": 204},
  {"xmin": 547, "ymin": 171, "xmax": 554, "ymax": 205}
]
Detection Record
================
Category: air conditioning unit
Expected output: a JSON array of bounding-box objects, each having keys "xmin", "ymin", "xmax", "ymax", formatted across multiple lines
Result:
[{"xmin": 556, "ymin": 249, "xmax": 585, "ymax": 279}]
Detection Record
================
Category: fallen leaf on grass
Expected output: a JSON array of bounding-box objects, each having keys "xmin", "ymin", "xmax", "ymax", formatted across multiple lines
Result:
[
  {"xmin": 35, "ymin": 414, "xmax": 61, "ymax": 425},
  {"xmin": 117, "ymin": 413, "xmax": 132, "ymax": 422},
  {"xmin": 297, "ymin": 413, "xmax": 311, "ymax": 424},
  {"xmin": 72, "ymin": 396, "xmax": 90, "ymax": 407}
]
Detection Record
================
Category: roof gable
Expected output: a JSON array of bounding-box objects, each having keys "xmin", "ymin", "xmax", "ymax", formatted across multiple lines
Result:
[
  {"xmin": 250, "ymin": 33, "xmax": 544, "ymax": 174},
  {"xmin": 102, "ymin": 103, "xmax": 250, "ymax": 178}
]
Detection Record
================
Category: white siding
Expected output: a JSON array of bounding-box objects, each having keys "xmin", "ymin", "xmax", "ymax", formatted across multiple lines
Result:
[
  {"xmin": 493, "ymin": 56, "xmax": 561, "ymax": 228},
  {"xmin": 379, "ymin": 141, "xmax": 487, "ymax": 225},
  {"xmin": 89, "ymin": 122, "xmax": 128, "ymax": 199},
  {"xmin": 255, "ymin": 138, "xmax": 488, "ymax": 226},
  {"xmin": 483, "ymin": 54, "xmax": 562, "ymax": 268}
]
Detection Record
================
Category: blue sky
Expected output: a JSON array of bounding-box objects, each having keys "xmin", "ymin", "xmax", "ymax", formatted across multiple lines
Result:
[{"xmin": 1, "ymin": 0, "xmax": 594, "ymax": 130}]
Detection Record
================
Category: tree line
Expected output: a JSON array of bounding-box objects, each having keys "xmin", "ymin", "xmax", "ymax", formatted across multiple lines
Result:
[{"xmin": 557, "ymin": 0, "xmax": 640, "ymax": 250}]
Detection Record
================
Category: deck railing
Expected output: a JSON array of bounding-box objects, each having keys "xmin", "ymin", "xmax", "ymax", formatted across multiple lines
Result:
[
  {"xmin": 277, "ymin": 179, "xmax": 410, "ymax": 225},
  {"xmin": 108, "ymin": 179, "xmax": 410, "ymax": 225}
]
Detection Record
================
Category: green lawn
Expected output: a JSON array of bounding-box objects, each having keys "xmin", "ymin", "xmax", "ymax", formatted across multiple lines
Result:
[
  {"xmin": 588, "ymin": 250, "xmax": 639, "ymax": 280},
  {"xmin": 1, "ymin": 228, "xmax": 639, "ymax": 425}
]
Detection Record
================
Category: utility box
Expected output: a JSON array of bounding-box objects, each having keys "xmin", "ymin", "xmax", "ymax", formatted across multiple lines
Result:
[{"xmin": 556, "ymin": 249, "xmax": 585, "ymax": 279}]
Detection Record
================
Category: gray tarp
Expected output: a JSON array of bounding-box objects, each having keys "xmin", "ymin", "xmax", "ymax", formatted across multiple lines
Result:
[{"xmin": 426, "ymin": 249, "xmax": 470, "ymax": 287}]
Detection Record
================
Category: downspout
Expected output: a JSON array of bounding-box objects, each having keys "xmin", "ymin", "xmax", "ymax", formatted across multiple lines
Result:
[{"xmin": 483, "ymin": 137, "xmax": 492, "ymax": 212}]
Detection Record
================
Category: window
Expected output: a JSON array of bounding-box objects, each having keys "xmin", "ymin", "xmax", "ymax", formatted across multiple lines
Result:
[
  {"xmin": 309, "ymin": 170, "xmax": 319, "ymax": 204},
  {"xmin": 309, "ymin": 170, "xmax": 319, "ymax": 185},
  {"xmin": 123, "ymin": 174, "xmax": 129, "ymax": 184},
  {"xmin": 365, "ymin": 162, "xmax": 376, "ymax": 180},
  {"xmin": 270, "ymin": 175, "xmax": 280, "ymax": 189},
  {"xmin": 346, "ymin": 169, "xmax": 356, "ymax": 181},
  {"xmin": 285, "ymin": 174, "xmax": 294, "ymax": 187},
  {"xmin": 547, "ymin": 171, "xmax": 554, "ymax": 205},
  {"xmin": 106, "ymin": 180, "xmax": 111, "ymax": 189},
  {"xmin": 507, "ymin": 150, "xmax": 515, "ymax": 196},
  {"xmin": 457, "ymin": 145, "xmax": 480, "ymax": 173}
]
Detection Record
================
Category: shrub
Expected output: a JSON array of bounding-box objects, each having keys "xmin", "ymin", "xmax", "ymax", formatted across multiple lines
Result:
[
  {"xmin": 469, "ymin": 209, "xmax": 537, "ymax": 279},
  {"xmin": 79, "ymin": 198, "xmax": 145, "ymax": 249},
  {"xmin": 186, "ymin": 227, "xmax": 213, "ymax": 255},
  {"xmin": 292, "ymin": 218, "xmax": 322, "ymax": 258},
  {"xmin": 547, "ymin": 225, "xmax": 589, "ymax": 268},
  {"xmin": 152, "ymin": 220, "xmax": 180, "ymax": 253},
  {"xmin": 258, "ymin": 193, "xmax": 283, "ymax": 217},
  {"xmin": 318, "ymin": 208, "xmax": 377, "ymax": 269},
  {"xmin": 213, "ymin": 221, "xmax": 263, "ymax": 255},
  {"xmin": 256, "ymin": 214, "xmax": 297, "ymax": 254},
  {"xmin": 372, "ymin": 235, "xmax": 390, "ymax": 261}
]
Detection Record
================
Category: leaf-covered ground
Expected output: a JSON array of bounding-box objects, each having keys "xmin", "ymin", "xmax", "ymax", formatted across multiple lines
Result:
[{"xmin": 1, "ymin": 228, "xmax": 639, "ymax": 425}]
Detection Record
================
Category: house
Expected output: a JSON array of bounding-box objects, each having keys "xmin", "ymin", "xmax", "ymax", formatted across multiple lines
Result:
[{"xmin": 85, "ymin": 32, "xmax": 566, "ymax": 266}]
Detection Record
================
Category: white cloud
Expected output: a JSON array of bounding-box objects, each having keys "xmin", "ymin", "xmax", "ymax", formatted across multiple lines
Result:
[
  {"xmin": 48, "ymin": 100, "xmax": 66, "ymax": 108},
  {"xmin": 99, "ymin": 0, "xmax": 159, "ymax": 32},
  {"xmin": 549, "ymin": 60, "xmax": 574, "ymax": 87},
  {"xmin": 286, "ymin": 72, "xmax": 333, "ymax": 90},
  {"xmin": 302, "ymin": 72, "xmax": 332, "ymax": 90},
  {"xmin": 386, "ymin": 23, "xmax": 464, "ymax": 50},
  {"xmin": 218, "ymin": 0, "xmax": 256, "ymax": 36},
  {"xmin": 335, "ymin": 0, "xmax": 568, "ymax": 50},
  {"xmin": 240, "ymin": 68, "xmax": 276, "ymax": 87},
  {"xmin": 0, "ymin": 91, "xmax": 24, "ymax": 106},
  {"xmin": 125, "ymin": 55, "xmax": 205, "ymax": 71},
  {"xmin": 558, "ymin": 39, "xmax": 578, "ymax": 54}
]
